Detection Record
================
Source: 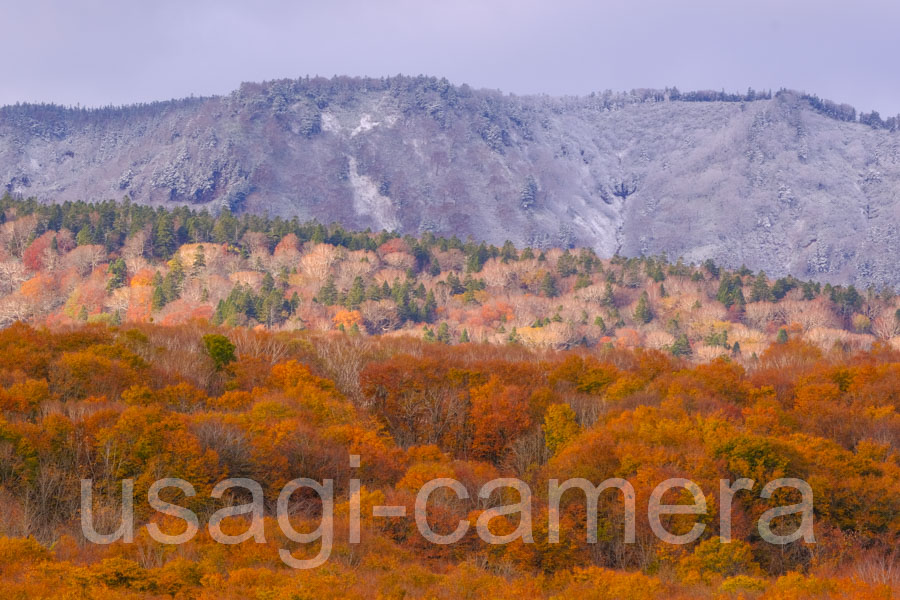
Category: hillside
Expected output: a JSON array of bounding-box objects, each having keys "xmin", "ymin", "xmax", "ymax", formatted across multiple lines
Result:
[
  {"xmin": 1, "ymin": 303, "xmax": 899, "ymax": 598},
  {"xmin": 1, "ymin": 196, "xmax": 898, "ymax": 361},
  {"xmin": 1, "ymin": 202, "xmax": 900, "ymax": 597},
  {"xmin": 2, "ymin": 77, "xmax": 900, "ymax": 287}
]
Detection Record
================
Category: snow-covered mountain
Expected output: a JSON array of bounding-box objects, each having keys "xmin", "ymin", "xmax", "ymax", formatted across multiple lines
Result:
[{"xmin": 3, "ymin": 76, "xmax": 900, "ymax": 286}]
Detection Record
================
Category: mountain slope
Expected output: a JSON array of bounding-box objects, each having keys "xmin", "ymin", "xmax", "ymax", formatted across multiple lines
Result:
[{"xmin": 2, "ymin": 76, "xmax": 899, "ymax": 286}]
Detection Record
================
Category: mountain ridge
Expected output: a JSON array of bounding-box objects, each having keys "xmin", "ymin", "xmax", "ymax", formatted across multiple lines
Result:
[{"xmin": 2, "ymin": 75, "xmax": 900, "ymax": 287}]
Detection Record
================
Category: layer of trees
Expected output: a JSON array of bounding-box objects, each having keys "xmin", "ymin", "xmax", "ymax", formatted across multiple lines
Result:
[
  {"xmin": 3, "ymin": 195, "xmax": 899, "ymax": 364},
  {"xmin": 0, "ymin": 322, "xmax": 898, "ymax": 597}
]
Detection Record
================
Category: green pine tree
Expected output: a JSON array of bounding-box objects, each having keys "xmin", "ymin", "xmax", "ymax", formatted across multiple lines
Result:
[
  {"xmin": 106, "ymin": 258, "xmax": 128, "ymax": 293},
  {"xmin": 153, "ymin": 213, "xmax": 176, "ymax": 258},
  {"xmin": 192, "ymin": 245, "xmax": 206, "ymax": 274},
  {"xmin": 424, "ymin": 290, "xmax": 437, "ymax": 322},
  {"xmin": 540, "ymin": 272, "xmax": 558, "ymax": 297},
  {"xmin": 602, "ymin": 282, "xmax": 615, "ymax": 306},
  {"xmin": 76, "ymin": 225, "xmax": 94, "ymax": 246},
  {"xmin": 633, "ymin": 291, "xmax": 652, "ymax": 324},
  {"xmin": 317, "ymin": 276, "xmax": 338, "ymax": 305},
  {"xmin": 750, "ymin": 271, "xmax": 771, "ymax": 302},
  {"xmin": 151, "ymin": 272, "xmax": 167, "ymax": 311},
  {"xmin": 346, "ymin": 276, "xmax": 366, "ymax": 309},
  {"xmin": 670, "ymin": 333, "xmax": 692, "ymax": 357}
]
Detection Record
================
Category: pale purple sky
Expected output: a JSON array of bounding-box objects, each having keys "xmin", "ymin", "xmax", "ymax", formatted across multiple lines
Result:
[{"xmin": 3, "ymin": 0, "xmax": 899, "ymax": 115}]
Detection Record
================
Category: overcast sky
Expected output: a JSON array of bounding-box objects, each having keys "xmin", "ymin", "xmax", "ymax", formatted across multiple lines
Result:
[{"xmin": 3, "ymin": 0, "xmax": 899, "ymax": 115}]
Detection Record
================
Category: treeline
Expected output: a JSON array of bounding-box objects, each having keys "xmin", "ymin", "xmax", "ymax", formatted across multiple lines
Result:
[
  {"xmin": 801, "ymin": 92, "xmax": 900, "ymax": 131},
  {"xmin": 0, "ymin": 193, "xmax": 389, "ymax": 256},
  {"xmin": 2, "ymin": 194, "xmax": 897, "ymax": 358}
]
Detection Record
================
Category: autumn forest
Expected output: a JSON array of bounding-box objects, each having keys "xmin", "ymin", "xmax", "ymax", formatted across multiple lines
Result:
[{"xmin": 0, "ymin": 196, "xmax": 899, "ymax": 598}]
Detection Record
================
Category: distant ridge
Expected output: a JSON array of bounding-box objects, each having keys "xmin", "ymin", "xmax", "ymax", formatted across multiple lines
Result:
[{"xmin": 2, "ymin": 75, "xmax": 900, "ymax": 286}]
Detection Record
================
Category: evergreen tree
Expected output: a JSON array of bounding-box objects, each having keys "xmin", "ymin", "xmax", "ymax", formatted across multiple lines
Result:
[
  {"xmin": 716, "ymin": 273, "xmax": 745, "ymax": 309},
  {"xmin": 261, "ymin": 271, "xmax": 275, "ymax": 294},
  {"xmin": 424, "ymin": 290, "xmax": 437, "ymax": 322},
  {"xmin": 346, "ymin": 276, "xmax": 366, "ymax": 309},
  {"xmin": 151, "ymin": 272, "xmax": 167, "ymax": 311},
  {"xmin": 366, "ymin": 283, "xmax": 383, "ymax": 301},
  {"xmin": 500, "ymin": 240, "xmax": 518, "ymax": 263},
  {"xmin": 446, "ymin": 272, "xmax": 465, "ymax": 295},
  {"xmin": 462, "ymin": 275, "xmax": 485, "ymax": 304},
  {"xmin": 161, "ymin": 255, "xmax": 185, "ymax": 302},
  {"xmin": 750, "ymin": 271, "xmax": 771, "ymax": 302},
  {"xmin": 203, "ymin": 334, "xmax": 236, "ymax": 370},
  {"xmin": 192, "ymin": 244, "xmax": 206, "ymax": 275},
  {"xmin": 776, "ymin": 328, "xmax": 789, "ymax": 344},
  {"xmin": 670, "ymin": 333, "xmax": 692, "ymax": 357},
  {"xmin": 211, "ymin": 209, "xmax": 238, "ymax": 244},
  {"xmin": 317, "ymin": 276, "xmax": 338, "ymax": 305},
  {"xmin": 556, "ymin": 249, "xmax": 577, "ymax": 277},
  {"xmin": 602, "ymin": 282, "xmax": 616, "ymax": 306},
  {"xmin": 76, "ymin": 225, "xmax": 94, "ymax": 246},
  {"xmin": 633, "ymin": 291, "xmax": 652, "ymax": 324},
  {"xmin": 801, "ymin": 282, "xmax": 817, "ymax": 300},
  {"xmin": 436, "ymin": 322, "xmax": 451, "ymax": 344},
  {"xmin": 520, "ymin": 176, "xmax": 537, "ymax": 209},
  {"xmin": 574, "ymin": 273, "xmax": 592, "ymax": 290},
  {"xmin": 261, "ymin": 289, "xmax": 285, "ymax": 326},
  {"xmin": 459, "ymin": 328, "xmax": 470, "ymax": 343},
  {"xmin": 465, "ymin": 242, "xmax": 489, "ymax": 273},
  {"xmin": 540, "ymin": 272, "xmax": 558, "ymax": 297},
  {"xmin": 153, "ymin": 213, "xmax": 176, "ymax": 258},
  {"xmin": 106, "ymin": 258, "xmax": 128, "ymax": 293}
]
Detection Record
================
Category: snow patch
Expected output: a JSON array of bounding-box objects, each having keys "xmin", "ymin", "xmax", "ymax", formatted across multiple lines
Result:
[
  {"xmin": 351, "ymin": 114, "xmax": 378, "ymax": 137},
  {"xmin": 346, "ymin": 156, "xmax": 400, "ymax": 232},
  {"xmin": 320, "ymin": 112, "xmax": 340, "ymax": 134}
]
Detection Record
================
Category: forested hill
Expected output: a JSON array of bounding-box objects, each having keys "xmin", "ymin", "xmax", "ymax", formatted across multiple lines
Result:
[
  {"xmin": 1, "ymin": 195, "xmax": 898, "ymax": 360},
  {"xmin": 2, "ymin": 76, "xmax": 900, "ymax": 286}
]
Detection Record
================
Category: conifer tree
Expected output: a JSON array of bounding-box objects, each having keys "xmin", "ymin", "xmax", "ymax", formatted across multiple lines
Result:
[
  {"xmin": 151, "ymin": 272, "xmax": 167, "ymax": 310},
  {"xmin": 317, "ymin": 276, "xmax": 338, "ymax": 305},
  {"xmin": 670, "ymin": 333, "xmax": 692, "ymax": 357},
  {"xmin": 750, "ymin": 271, "xmax": 771, "ymax": 302},
  {"xmin": 602, "ymin": 282, "xmax": 615, "ymax": 306},
  {"xmin": 540, "ymin": 272, "xmax": 558, "ymax": 297},
  {"xmin": 633, "ymin": 291, "xmax": 652, "ymax": 324},
  {"xmin": 346, "ymin": 276, "xmax": 366, "ymax": 309}
]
